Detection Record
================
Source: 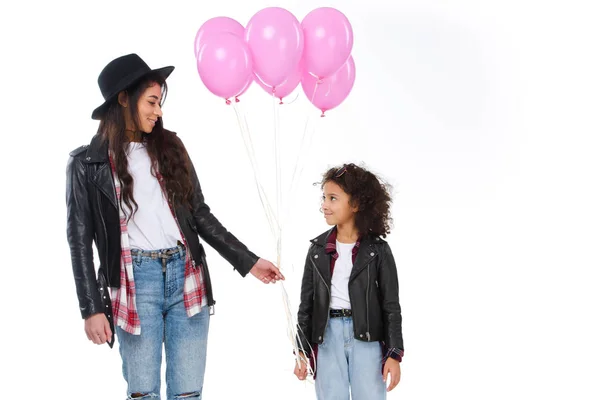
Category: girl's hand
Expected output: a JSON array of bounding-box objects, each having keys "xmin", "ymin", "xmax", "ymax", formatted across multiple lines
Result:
[
  {"xmin": 293, "ymin": 353, "xmax": 309, "ymax": 380},
  {"xmin": 383, "ymin": 358, "xmax": 401, "ymax": 392}
]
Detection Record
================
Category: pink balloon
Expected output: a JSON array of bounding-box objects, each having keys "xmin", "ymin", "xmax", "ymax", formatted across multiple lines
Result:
[
  {"xmin": 301, "ymin": 56, "xmax": 356, "ymax": 116},
  {"xmin": 301, "ymin": 7, "xmax": 353, "ymax": 79},
  {"xmin": 254, "ymin": 64, "xmax": 302, "ymax": 102},
  {"xmin": 244, "ymin": 7, "xmax": 304, "ymax": 89},
  {"xmin": 194, "ymin": 17, "xmax": 245, "ymax": 58},
  {"xmin": 197, "ymin": 33, "xmax": 253, "ymax": 101}
]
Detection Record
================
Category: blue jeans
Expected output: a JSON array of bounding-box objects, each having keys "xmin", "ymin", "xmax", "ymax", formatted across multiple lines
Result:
[
  {"xmin": 116, "ymin": 246, "xmax": 210, "ymax": 400},
  {"xmin": 316, "ymin": 317, "xmax": 386, "ymax": 400}
]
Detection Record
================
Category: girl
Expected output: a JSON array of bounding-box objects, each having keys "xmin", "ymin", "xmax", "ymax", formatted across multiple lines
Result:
[
  {"xmin": 66, "ymin": 53, "xmax": 283, "ymax": 400},
  {"xmin": 293, "ymin": 163, "xmax": 404, "ymax": 399}
]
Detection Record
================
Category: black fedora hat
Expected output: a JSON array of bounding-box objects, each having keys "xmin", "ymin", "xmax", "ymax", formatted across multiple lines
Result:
[{"xmin": 91, "ymin": 53, "xmax": 174, "ymax": 120}]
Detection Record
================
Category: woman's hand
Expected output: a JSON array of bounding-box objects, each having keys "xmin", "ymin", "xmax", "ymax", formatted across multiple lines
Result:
[
  {"xmin": 250, "ymin": 258, "xmax": 285, "ymax": 283},
  {"xmin": 85, "ymin": 313, "xmax": 112, "ymax": 345}
]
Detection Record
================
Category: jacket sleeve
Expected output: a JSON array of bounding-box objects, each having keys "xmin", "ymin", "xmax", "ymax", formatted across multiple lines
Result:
[
  {"xmin": 66, "ymin": 155, "xmax": 103, "ymax": 319},
  {"xmin": 378, "ymin": 242, "xmax": 404, "ymax": 352},
  {"xmin": 187, "ymin": 154, "xmax": 259, "ymax": 277},
  {"xmin": 296, "ymin": 247, "xmax": 315, "ymax": 357}
]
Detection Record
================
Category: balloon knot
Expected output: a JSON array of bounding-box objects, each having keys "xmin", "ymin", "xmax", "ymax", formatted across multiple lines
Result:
[{"xmin": 225, "ymin": 99, "xmax": 232, "ymax": 105}]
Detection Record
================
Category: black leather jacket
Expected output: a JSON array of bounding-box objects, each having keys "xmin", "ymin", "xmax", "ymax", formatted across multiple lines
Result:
[
  {"xmin": 66, "ymin": 131, "xmax": 258, "ymax": 346},
  {"xmin": 296, "ymin": 228, "xmax": 404, "ymax": 352}
]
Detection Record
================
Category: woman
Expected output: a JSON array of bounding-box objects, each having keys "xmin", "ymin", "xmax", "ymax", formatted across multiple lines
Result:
[{"xmin": 66, "ymin": 53, "xmax": 283, "ymax": 399}]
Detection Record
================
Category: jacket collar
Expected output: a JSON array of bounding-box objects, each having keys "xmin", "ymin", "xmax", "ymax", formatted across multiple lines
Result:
[
  {"xmin": 310, "ymin": 227, "xmax": 377, "ymax": 248},
  {"xmin": 310, "ymin": 227, "xmax": 336, "ymax": 247}
]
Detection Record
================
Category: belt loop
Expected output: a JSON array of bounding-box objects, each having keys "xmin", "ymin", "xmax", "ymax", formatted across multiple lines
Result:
[
  {"xmin": 136, "ymin": 251, "xmax": 141, "ymax": 265},
  {"xmin": 178, "ymin": 243, "xmax": 184, "ymax": 258}
]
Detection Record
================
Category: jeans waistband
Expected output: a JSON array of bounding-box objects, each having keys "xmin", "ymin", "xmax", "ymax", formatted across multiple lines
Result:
[
  {"xmin": 130, "ymin": 241, "xmax": 186, "ymax": 259},
  {"xmin": 330, "ymin": 308, "xmax": 352, "ymax": 318}
]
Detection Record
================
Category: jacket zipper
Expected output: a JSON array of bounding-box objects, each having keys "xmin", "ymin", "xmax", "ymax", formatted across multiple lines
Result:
[
  {"xmin": 351, "ymin": 250, "xmax": 377, "ymax": 341},
  {"xmin": 97, "ymin": 191, "xmax": 109, "ymax": 268},
  {"xmin": 366, "ymin": 263, "xmax": 371, "ymax": 341},
  {"xmin": 311, "ymin": 257, "xmax": 330, "ymax": 343}
]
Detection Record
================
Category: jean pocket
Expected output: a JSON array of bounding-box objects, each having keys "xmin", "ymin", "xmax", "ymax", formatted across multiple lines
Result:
[{"xmin": 132, "ymin": 255, "xmax": 143, "ymax": 269}]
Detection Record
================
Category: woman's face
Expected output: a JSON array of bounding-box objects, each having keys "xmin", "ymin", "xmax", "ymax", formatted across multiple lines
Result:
[{"xmin": 134, "ymin": 82, "xmax": 163, "ymax": 133}]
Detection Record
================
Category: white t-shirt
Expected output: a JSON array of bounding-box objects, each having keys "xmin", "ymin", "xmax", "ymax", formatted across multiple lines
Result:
[
  {"xmin": 123, "ymin": 142, "xmax": 182, "ymax": 250},
  {"xmin": 330, "ymin": 240, "xmax": 355, "ymax": 310}
]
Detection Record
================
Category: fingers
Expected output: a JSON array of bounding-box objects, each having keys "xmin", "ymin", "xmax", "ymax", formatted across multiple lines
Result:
[
  {"xmin": 87, "ymin": 325, "xmax": 107, "ymax": 344},
  {"xmin": 294, "ymin": 365, "xmax": 304, "ymax": 380},
  {"xmin": 298, "ymin": 364, "xmax": 307, "ymax": 380},
  {"xmin": 259, "ymin": 271, "xmax": 278, "ymax": 284},
  {"xmin": 387, "ymin": 370, "xmax": 400, "ymax": 392},
  {"xmin": 89, "ymin": 330, "xmax": 101, "ymax": 344},
  {"xmin": 294, "ymin": 356, "xmax": 309, "ymax": 381},
  {"xmin": 104, "ymin": 320, "xmax": 113, "ymax": 343},
  {"xmin": 271, "ymin": 265, "xmax": 285, "ymax": 280},
  {"xmin": 86, "ymin": 327, "xmax": 101, "ymax": 344},
  {"xmin": 96, "ymin": 329, "xmax": 107, "ymax": 345},
  {"xmin": 84, "ymin": 313, "xmax": 110, "ymax": 345}
]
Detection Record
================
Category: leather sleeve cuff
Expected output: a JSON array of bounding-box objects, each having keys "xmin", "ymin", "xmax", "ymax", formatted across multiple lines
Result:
[
  {"xmin": 79, "ymin": 296, "xmax": 104, "ymax": 320},
  {"xmin": 385, "ymin": 347, "xmax": 404, "ymax": 363}
]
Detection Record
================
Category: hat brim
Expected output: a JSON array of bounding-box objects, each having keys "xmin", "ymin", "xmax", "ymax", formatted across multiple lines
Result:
[{"xmin": 91, "ymin": 66, "xmax": 174, "ymax": 120}]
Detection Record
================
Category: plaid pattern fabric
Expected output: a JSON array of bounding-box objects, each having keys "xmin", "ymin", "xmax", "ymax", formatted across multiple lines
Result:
[
  {"xmin": 324, "ymin": 228, "xmax": 361, "ymax": 274},
  {"xmin": 108, "ymin": 153, "xmax": 207, "ymax": 335},
  {"xmin": 108, "ymin": 155, "xmax": 140, "ymax": 335}
]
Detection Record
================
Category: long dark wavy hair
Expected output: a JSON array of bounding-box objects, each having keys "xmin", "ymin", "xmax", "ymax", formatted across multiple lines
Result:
[
  {"xmin": 320, "ymin": 163, "xmax": 393, "ymax": 238},
  {"xmin": 97, "ymin": 73, "xmax": 193, "ymax": 217}
]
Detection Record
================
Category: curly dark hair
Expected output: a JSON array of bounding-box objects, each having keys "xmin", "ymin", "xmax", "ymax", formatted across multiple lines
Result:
[
  {"xmin": 320, "ymin": 163, "xmax": 393, "ymax": 238},
  {"xmin": 97, "ymin": 73, "xmax": 194, "ymax": 217}
]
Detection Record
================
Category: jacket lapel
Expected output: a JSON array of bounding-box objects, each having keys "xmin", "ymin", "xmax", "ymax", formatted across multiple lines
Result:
[
  {"xmin": 311, "ymin": 228, "xmax": 335, "ymax": 284},
  {"xmin": 91, "ymin": 163, "xmax": 118, "ymax": 210},
  {"xmin": 85, "ymin": 134, "xmax": 118, "ymax": 210},
  {"xmin": 350, "ymin": 237, "xmax": 378, "ymax": 281}
]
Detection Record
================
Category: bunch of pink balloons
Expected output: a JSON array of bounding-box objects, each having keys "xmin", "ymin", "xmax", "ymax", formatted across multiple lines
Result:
[{"xmin": 194, "ymin": 7, "xmax": 356, "ymax": 115}]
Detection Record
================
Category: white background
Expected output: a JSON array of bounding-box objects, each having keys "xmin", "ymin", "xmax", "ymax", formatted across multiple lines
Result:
[{"xmin": 1, "ymin": 0, "xmax": 599, "ymax": 399}]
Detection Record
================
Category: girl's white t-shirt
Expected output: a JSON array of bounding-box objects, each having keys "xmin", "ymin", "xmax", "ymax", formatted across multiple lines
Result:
[{"xmin": 330, "ymin": 240, "xmax": 356, "ymax": 310}]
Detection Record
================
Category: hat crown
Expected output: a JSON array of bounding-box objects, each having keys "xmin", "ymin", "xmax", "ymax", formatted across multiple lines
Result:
[
  {"xmin": 97, "ymin": 53, "xmax": 151, "ymax": 100},
  {"xmin": 91, "ymin": 53, "xmax": 173, "ymax": 120}
]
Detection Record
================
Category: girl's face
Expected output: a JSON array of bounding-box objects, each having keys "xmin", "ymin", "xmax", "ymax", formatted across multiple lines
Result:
[
  {"xmin": 135, "ymin": 82, "xmax": 163, "ymax": 133},
  {"xmin": 321, "ymin": 181, "xmax": 357, "ymax": 227}
]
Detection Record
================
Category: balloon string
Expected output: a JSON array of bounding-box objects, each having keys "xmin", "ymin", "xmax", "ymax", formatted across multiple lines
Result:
[
  {"xmin": 282, "ymin": 115, "xmax": 317, "ymax": 231},
  {"xmin": 272, "ymin": 92, "xmax": 283, "ymax": 270},
  {"xmin": 232, "ymin": 102, "xmax": 278, "ymax": 237},
  {"xmin": 281, "ymin": 91, "xmax": 300, "ymax": 105}
]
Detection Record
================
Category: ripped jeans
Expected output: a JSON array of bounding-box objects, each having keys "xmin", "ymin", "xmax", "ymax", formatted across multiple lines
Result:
[{"xmin": 115, "ymin": 246, "xmax": 210, "ymax": 400}]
